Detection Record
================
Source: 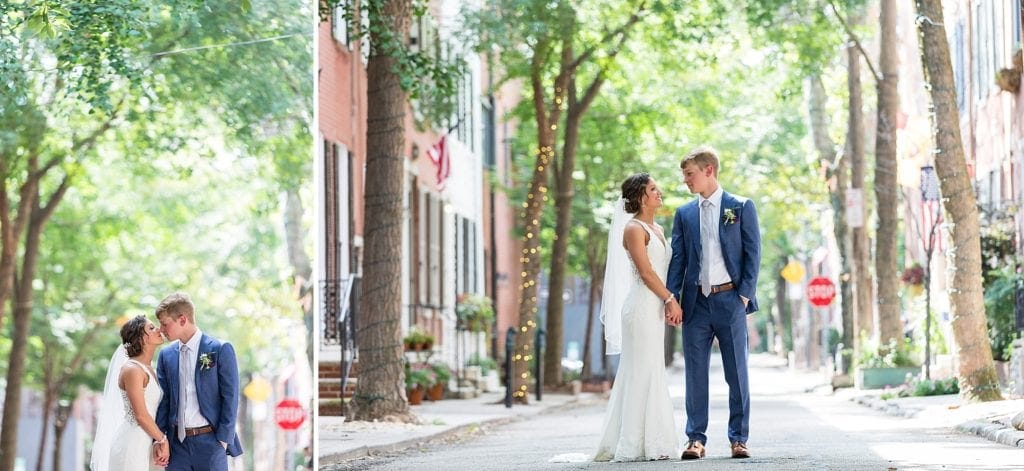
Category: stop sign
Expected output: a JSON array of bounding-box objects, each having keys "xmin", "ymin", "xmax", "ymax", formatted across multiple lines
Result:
[
  {"xmin": 807, "ymin": 277, "xmax": 836, "ymax": 307},
  {"xmin": 274, "ymin": 398, "xmax": 305, "ymax": 430}
]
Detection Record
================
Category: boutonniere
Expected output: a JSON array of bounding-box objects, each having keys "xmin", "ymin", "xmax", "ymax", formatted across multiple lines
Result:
[
  {"xmin": 198, "ymin": 352, "xmax": 215, "ymax": 371},
  {"xmin": 722, "ymin": 207, "xmax": 739, "ymax": 225}
]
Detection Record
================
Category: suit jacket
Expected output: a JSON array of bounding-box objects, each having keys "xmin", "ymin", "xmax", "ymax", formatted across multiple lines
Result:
[
  {"xmin": 156, "ymin": 333, "xmax": 244, "ymax": 457},
  {"xmin": 667, "ymin": 191, "xmax": 761, "ymax": 317}
]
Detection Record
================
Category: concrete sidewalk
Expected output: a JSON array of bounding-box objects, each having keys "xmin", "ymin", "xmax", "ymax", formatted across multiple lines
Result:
[
  {"xmin": 318, "ymin": 390, "xmax": 599, "ymax": 465},
  {"xmin": 840, "ymin": 387, "xmax": 1024, "ymax": 448},
  {"xmin": 752, "ymin": 353, "xmax": 1024, "ymax": 449}
]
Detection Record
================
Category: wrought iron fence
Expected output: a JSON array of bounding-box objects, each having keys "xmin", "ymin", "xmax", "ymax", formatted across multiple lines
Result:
[{"xmin": 321, "ymin": 276, "xmax": 355, "ymax": 345}]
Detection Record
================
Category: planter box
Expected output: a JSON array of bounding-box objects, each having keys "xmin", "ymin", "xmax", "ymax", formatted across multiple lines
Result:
[{"xmin": 855, "ymin": 367, "xmax": 919, "ymax": 389}]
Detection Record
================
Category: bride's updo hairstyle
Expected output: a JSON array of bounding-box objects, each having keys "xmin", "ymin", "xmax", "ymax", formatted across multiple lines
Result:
[
  {"xmin": 120, "ymin": 315, "xmax": 148, "ymax": 357},
  {"xmin": 621, "ymin": 172, "xmax": 651, "ymax": 213}
]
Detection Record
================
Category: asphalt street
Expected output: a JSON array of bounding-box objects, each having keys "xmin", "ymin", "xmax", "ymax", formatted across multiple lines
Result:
[{"xmin": 323, "ymin": 356, "xmax": 1023, "ymax": 470}]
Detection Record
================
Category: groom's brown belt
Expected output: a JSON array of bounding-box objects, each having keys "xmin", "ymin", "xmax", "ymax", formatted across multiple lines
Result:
[
  {"xmin": 708, "ymin": 282, "xmax": 735, "ymax": 294},
  {"xmin": 181, "ymin": 425, "xmax": 215, "ymax": 437}
]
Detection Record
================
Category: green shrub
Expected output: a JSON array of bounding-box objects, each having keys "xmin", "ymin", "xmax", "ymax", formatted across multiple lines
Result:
[
  {"xmin": 466, "ymin": 354, "xmax": 498, "ymax": 376},
  {"xmin": 430, "ymin": 362, "xmax": 451, "ymax": 384},
  {"xmin": 983, "ymin": 264, "xmax": 1022, "ymax": 361},
  {"xmin": 857, "ymin": 335, "xmax": 920, "ymax": 368},
  {"xmin": 404, "ymin": 363, "xmax": 435, "ymax": 389}
]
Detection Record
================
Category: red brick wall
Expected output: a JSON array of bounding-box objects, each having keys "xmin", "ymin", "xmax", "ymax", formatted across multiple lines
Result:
[{"xmin": 318, "ymin": 21, "xmax": 367, "ymax": 238}]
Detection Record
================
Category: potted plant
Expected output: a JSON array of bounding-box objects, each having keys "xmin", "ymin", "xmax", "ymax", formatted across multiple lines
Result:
[
  {"xmin": 456, "ymin": 293, "xmax": 495, "ymax": 333},
  {"xmin": 855, "ymin": 336, "xmax": 921, "ymax": 389},
  {"xmin": 404, "ymin": 364, "xmax": 434, "ymax": 405},
  {"xmin": 403, "ymin": 327, "xmax": 435, "ymax": 351},
  {"xmin": 428, "ymin": 362, "xmax": 451, "ymax": 401}
]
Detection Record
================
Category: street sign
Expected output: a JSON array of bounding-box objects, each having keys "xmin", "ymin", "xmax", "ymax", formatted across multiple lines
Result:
[
  {"xmin": 274, "ymin": 398, "xmax": 305, "ymax": 430},
  {"xmin": 807, "ymin": 277, "xmax": 836, "ymax": 307},
  {"xmin": 780, "ymin": 261, "xmax": 805, "ymax": 283}
]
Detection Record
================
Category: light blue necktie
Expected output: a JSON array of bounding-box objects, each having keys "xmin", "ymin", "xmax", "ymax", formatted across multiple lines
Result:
[
  {"xmin": 177, "ymin": 344, "xmax": 189, "ymax": 442},
  {"xmin": 701, "ymin": 199, "xmax": 714, "ymax": 297}
]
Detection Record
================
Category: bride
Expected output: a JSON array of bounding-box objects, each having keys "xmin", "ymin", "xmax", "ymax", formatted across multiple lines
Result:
[
  {"xmin": 90, "ymin": 315, "xmax": 169, "ymax": 470},
  {"xmin": 594, "ymin": 172, "xmax": 680, "ymax": 461}
]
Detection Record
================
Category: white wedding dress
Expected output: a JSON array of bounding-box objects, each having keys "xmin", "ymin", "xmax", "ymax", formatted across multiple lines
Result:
[
  {"xmin": 593, "ymin": 220, "xmax": 678, "ymax": 461},
  {"xmin": 102, "ymin": 359, "xmax": 163, "ymax": 470}
]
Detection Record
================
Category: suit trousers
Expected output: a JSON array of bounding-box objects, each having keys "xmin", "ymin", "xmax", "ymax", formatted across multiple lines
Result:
[
  {"xmin": 682, "ymin": 288, "xmax": 750, "ymax": 445},
  {"xmin": 168, "ymin": 429, "xmax": 228, "ymax": 471}
]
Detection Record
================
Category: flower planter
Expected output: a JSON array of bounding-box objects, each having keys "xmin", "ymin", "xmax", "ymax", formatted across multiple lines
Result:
[
  {"xmin": 855, "ymin": 366, "xmax": 919, "ymax": 389},
  {"xmin": 427, "ymin": 383, "xmax": 445, "ymax": 401},
  {"xmin": 407, "ymin": 386, "xmax": 425, "ymax": 405}
]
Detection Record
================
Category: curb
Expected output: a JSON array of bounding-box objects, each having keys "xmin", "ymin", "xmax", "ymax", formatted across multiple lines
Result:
[
  {"xmin": 955, "ymin": 420, "xmax": 1024, "ymax": 449},
  {"xmin": 849, "ymin": 394, "xmax": 1024, "ymax": 449},
  {"xmin": 319, "ymin": 394, "xmax": 595, "ymax": 465}
]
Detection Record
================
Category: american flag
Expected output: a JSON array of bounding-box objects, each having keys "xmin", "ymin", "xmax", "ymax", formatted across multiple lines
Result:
[{"xmin": 427, "ymin": 135, "xmax": 451, "ymax": 190}]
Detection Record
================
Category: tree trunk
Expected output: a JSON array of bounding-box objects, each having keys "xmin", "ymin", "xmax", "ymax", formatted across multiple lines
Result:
[
  {"xmin": 808, "ymin": 73, "xmax": 854, "ymax": 370},
  {"xmin": 544, "ymin": 69, "xmax": 606, "ymax": 387},
  {"xmin": 284, "ymin": 189, "xmax": 315, "ymax": 377},
  {"xmin": 846, "ymin": 37, "xmax": 871, "ymax": 361},
  {"xmin": 874, "ymin": 0, "xmax": 901, "ymax": 345},
  {"xmin": 50, "ymin": 402, "xmax": 70, "ymax": 471},
  {"xmin": 914, "ymin": 0, "xmax": 1002, "ymax": 401},
  {"xmin": 350, "ymin": 0, "xmax": 415, "ymax": 421},
  {"xmin": 512, "ymin": 113, "xmax": 557, "ymax": 403},
  {"xmin": 1, "ymin": 172, "xmax": 66, "ymax": 471},
  {"xmin": 36, "ymin": 356, "xmax": 55, "ymax": 471},
  {"xmin": 543, "ymin": 95, "xmax": 573, "ymax": 385},
  {"xmin": 0, "ymin": 166, "xmax": 14, "ymax": 331},
  {"xmin": 849, "ymin": 38, "xmax": 873, "ymax": 351}
]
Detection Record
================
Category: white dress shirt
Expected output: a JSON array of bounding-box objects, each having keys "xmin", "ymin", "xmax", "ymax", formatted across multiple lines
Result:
[
  {"xmin": 699, "ymin": 187, "xmax": 732, "ymax": 286},
  {"xmin": 179, "ymin": 329, "xmax": 210, "ymax": 429}
]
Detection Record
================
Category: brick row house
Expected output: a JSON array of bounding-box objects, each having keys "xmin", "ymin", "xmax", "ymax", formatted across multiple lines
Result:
[{"xmin": 316, "ymin": 1, "xmax": 524, "ymax": 414}]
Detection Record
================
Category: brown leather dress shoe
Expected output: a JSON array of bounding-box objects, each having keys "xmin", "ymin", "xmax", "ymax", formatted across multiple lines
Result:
[
  {"xmin": 681, "ymin": 440, "xmax": 705, "ymax": 460},
  {"xmin": 731, "ymin": 441, "xmax": 750, "ymax": 458}
]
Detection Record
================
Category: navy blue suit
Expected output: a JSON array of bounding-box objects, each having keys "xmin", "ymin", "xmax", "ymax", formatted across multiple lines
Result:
[
  {"xmin": 667, "ymin": 191, "xmax": 760, "ymax": 445},
  {"xmin": 157, "ymin": 333, "xmax": 243, "ymax": 469}
]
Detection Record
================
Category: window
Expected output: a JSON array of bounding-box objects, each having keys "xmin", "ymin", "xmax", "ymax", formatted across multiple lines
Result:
[
  {"xmin": 427, "ymin": 195, "xmax": 443, "ymax": 306},
  {"xmin": 332, "ymin": 2, "xmax": 351, "ymax": 48},
  {"xmin": 360, "ymin": 7, "xmax": 370, "ymax": 64},
  {"xmin": 482, "ymin": 97, "xmax": 496, "ymax": 169},
  {"xmin": 410, "ymin": 180, "xmax": 420, "ymax": 317},
  {"xmin": 419, "ymin": 191, "xmax": 430, "ymax": 305},
  {"xmin": 324, "ymin": 141, "xmax": 339, "ymax": 281},
  {"xmin": 1014, "ymin": 0, "xmax": 1022, "ymax": 49},
  {"xmin": 456, "ymin": 217, "xmax": 478, "ymax": 295},
  {"xmin": 972, "ymin": 2, "xmax": 982, "ymax": 101}
]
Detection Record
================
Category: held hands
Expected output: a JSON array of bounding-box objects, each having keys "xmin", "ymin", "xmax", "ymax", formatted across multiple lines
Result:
[
  {"xmin": 153, "ymin": 440, "xmax": 170, "ymax": 467},
  {"xmin": 664, "ymin": 299, "xmax": 682, "ymax": 326}
]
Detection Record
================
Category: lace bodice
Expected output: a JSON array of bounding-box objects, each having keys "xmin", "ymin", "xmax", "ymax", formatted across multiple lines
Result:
[{"xmin": 120, "ymin": 359, "xmax": 162, "ymax": 426}]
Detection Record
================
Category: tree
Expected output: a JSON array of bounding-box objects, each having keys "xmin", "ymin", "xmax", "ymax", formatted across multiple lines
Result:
[
  {"xmin": 872, "ymin": 0, "xmax": 901, "ymax": 345},
  {"xmin": 465, "ymin": 0, "xmax": 731, "ymax": 401},
  {"xmin": 349, "ymin": 0, "xmax": 415, "ymax": 421},
  {"xmin": 913, "ymin": 0, "xmax": 1001, "ymax": 401},
  {"xmin": 319, "ymin": 0, "xmax": 460, "ymax": 420},
  {"xmin": 0, "ymin": 4, "xmax": 159, "ymax": 464}
]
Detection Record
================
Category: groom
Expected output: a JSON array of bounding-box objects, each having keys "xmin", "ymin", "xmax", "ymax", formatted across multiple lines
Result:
[
  {"xmin": 667, "ymin": 146, "xmax": 760, "ymax": 460},
  {"xmin": 155, "ymin": 292, "xmax": 243, "ymax": 470}
]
